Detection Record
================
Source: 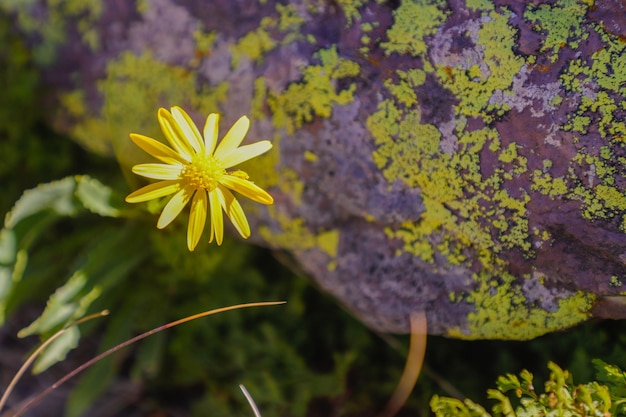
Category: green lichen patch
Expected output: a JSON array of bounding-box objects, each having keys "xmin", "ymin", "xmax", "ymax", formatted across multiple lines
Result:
[
  {"xmin": 259, "ymin": 210, "xmax": 339, "ymax": 271},
  {"xmin": 524, "ymin": 0, "xmax": 592, "ymax": 63},
  {"xmin": 267, "ymin": 46, "xmax": 360, "ymax": 133},
  {"xmin": 465, "ymin": 0, "xmax": 494, "ymax": 12},
  {"xmin": 381, "ymin": 0, "xmax": 450, "ymax": 58},
  {"xmin": 532, "ymin": 150, "xmax": 626, "ymax": 231},
  {"xmin": 231, "ymin": 3, "xmax": 305, "ymax": 68},
  {"xmin": 192, "ymin": 26, "xmax": 217, "ymax": 55},
  {"xmin": 369, "ymin": 84, "xmax": 532, "ymax": 269},
  {"xmin": 435, "ymin": 9, "xmax": 526, "ymax": 120},
  {"xmin": 336, "ymin": 0, "xmax": 368, "ymax": 26},
  {"xmin": 383, "ymin": 69, "xmax": 427, "ymax": 108},
  {"xmin": 560, "ymin": 26, "xmax": 626, "ymax": 141},
  {"xmin": 59, "ymin": 51, "xmax": 228, "ymax": 164},
  {"xmin": 447, "ymin": 271, "xmax": 595, "ymax": 340},
  {"xmin": 0, "ymin": 0, "xmax": 103, "ymax": 64}
]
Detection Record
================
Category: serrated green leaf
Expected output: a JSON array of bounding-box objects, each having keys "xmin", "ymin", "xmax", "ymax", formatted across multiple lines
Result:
[
  {"xmin": 464, "ymin": 400, "xmax": 491, "ymax": 417},
  {"xmin": 4, "ymin": 176, "xmax": 79, "ymax": 229},
  {"xmin": 519, "ymin": 369, "xmax": 534, "ymax": 392},
  {"xmin": 593, "ymin": 359, "xmax": 626, "ymax": 398},
  {"xmin": 430, "ymin": 395, "xmax": 492, "ymax": 417},
  {"xmin": 75, "ymin": 175, "xmax": 123, "ymax": 217},
  {"xmin": 487, "ymin": 388, "xmax": 516, "ymax": 416},
  {"xmin": 495, "ymin": 373, "xmax": 522, "ymax": 393},
  {"xmin": 32, "ymin": 325, "xmax": 80, "ymax": 374},
  {"xmin": 18, "ymin": 271, "xmax": 89, "ymax": 337},
  {"xmin": 18, "ymin": 225, "xmax": 147, "ymax": 372}
]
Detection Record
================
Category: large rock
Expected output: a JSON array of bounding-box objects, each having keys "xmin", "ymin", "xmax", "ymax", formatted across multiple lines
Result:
[{"xmin": 3, "ymin": 0, "xmax": 626, "ymax": 339}]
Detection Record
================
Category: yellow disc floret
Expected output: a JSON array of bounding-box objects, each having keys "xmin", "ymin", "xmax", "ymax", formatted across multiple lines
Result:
[{"xmin": 181, "ymin": 154, "xmax": 225, "ymax": 191}]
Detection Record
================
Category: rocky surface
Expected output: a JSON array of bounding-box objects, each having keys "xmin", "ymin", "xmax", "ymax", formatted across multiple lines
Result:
[{"xmin": 3, "ymin": 0, "xmax": 626, "ymax": 339}]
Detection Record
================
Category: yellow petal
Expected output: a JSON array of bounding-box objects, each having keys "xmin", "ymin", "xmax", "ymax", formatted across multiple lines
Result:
[
  {"xmin": 209, "ymin": 189, "xmax": 224, "ymax": 245},
  {"xmin": 157, "ymin": 187, "xmax": 193, "ymax": 229},
  {"xmin": 220, "ymin": 140, "xmax": 273, "ymax": 168},
  {"xmin": 158, "ymin": 108, "xmax": 194, "ymax": 160},
  {"xmin": 214, "ymin": 115, "xmax": 250, "ymax": 159},
  {"xmin": 129, "ymin": 133, "xmax": 189, "ymax": 164},
  {"xmin": 219, "ymin": 185, "xmax": 250, "ymax": 239},
  {"xmin": 171, "ymin": 106, "xmax": 205, "ymax": 154},
  {"xmin": 132, "ymin": 163, "xmax": 183, "ymax": 180},
  {"xmin": 219, "ymin": 175, "xmax": 274, "ymax": 204},
  {"xmin": 125, "ymin": 180, "xmax": 180, "ymax": 203},
  {"xmin": 203, "ymin": 113, "xmax": 219, "ymax": 156},
  {"xmin": 187, "ymin": 191, "xmax": 208, "ymax": 251}
]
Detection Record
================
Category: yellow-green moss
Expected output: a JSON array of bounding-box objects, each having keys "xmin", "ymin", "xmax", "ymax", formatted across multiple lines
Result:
[
  {"xmin": 465, "ymin": 0, "xmax": 494, "ymax": 12},
  {"xmin": 267, "ymin": 46, "xmax": 360, "ymax": 133},
  {"xmin": 231, "ymin": 18, "xmax": 277, "ymax": 67},
  {"xmin": 304, "ymin": 151, "xmax": 319, "ymax": 162},
  {"xmin": 532, "ymin": 149, "xmax": 626, "ymax": 231},
  {"xmin": 447, "ymin": 271, "xmax": 595, "ymax": 340},
  {"xmin": 369, "ymin": 78, "xmax": 532, "ymax": 267},
  {"xmin": 231, "ymin": 3, "xmax": 305, "ymax": 68},
  {"xmin": 383, "ymin": 69, "xmax": 426, "ymax": 107},
  {"xmin": 531, "ymin": 171, "xmax": 569, "ymax": 198},
  {"xmin": 58, "ymin": 51, "xmax": 228, "ymax": 166},
  {"xmin": 558, "ymin": 14, "xmax": 626, "ymax": 143},
  {"xmin": 524, "ymin": 0, "xmax": 591, "ymax": 63},
  {"xmin": 193, "ymin": 27, "xmax": 217, "ymax": 54},
  {"xmin": 435, "ymin": 9, "xmax": 525, "ymax": 120},
  {"xmin": 259, "ymin": 211, "xmax": 339, "ymax": 270},
  {"xmin": 336, "ymin": 0, "xmax": 368, "ymax": 26},
  {"xmin": 381, "ymin": 0, "xmax": 449, "ymax": 58},
  {"xmin": 2, "ymin": 0, "xmax": 102, "ymax": 64}
]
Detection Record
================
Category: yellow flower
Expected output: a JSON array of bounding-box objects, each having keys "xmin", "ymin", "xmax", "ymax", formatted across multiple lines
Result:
[{"xmin": 126, "ymin": 106, "xmax": 274, "ymax": 251}]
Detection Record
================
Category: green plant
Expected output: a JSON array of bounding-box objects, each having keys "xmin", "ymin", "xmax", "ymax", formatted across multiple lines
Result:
[{"xmin": 431, "ymin": 360, "xmax": 626, "ymax": 416}]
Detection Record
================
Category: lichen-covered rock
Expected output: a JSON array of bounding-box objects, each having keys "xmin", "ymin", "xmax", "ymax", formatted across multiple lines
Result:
[{"xmin": 3, "ymin": 0, "xmax": 626, "ymax": 339}]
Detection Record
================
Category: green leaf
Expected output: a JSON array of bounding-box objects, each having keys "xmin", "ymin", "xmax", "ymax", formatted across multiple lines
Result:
[
  {"xmin": 0, "ymin": 228, "xmax": 16, "ymax": 264},
  {"xmin": 593, "ymin": 358, "xmax": 626, "ymax": 398},
  {"xmin": 4, "ymin": 176, "xmax": 79, "ymax": 229},
  {"xmin": 18, "ymin": 224, "xmax": 147, "ymax": 373},
  {"xmin": 32, "ymin": 326, "xmax": 80, "ymax": 374},
  {"xmin": 18, "ymin": 272, "xmax": 101, "ymax": 338},
  {"xmin": 487, "ymin": 388, "xmax": 516, "ymax": 416},
  {"xmin": 495, "ymin": 373, "xmax": 522, "ymax": 394},
  {"xmin": 430, "ymin": 394, "xmax": 491, "ymax": 417},
  {"xmin": 75, "ymin": 175, "xmax": 124, "ymax": 217}
]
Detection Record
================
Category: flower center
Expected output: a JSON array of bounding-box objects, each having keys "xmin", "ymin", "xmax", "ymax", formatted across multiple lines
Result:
[{"xmin": 181, "ymin": 154, "xmax": 225, "ymax": 191}]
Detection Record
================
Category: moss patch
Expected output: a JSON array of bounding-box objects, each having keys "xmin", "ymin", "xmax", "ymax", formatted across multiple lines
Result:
[
  {"xmin": 231, "ymin": 3, "xmax": 305, "ymax": 67},
  {"xmin": 267, "ymin": 46, "xmax": 360, "ymax": 133},
  {"xmin": 58, "ymin": 51, "xmax": 228, "ymax": 166},
  {"xmin": 435, "ymin": 8, "xmax": 526, "ymax": 120},
  {"xmin": 259, "ymin": 210, "xmax": 339, "ymax": 271},
  {"xmin": 447, "ymin": 271, "xmax": 595, "ymax": 340},
  {"xmin": 0, "ymin": 0, "xmax": 103, "ymax": 64},
  {"xmin": 381, "ymin": 0, "xmax": 450, "ymax": 58},
  {"xmin": 524, "ymin": 0, "xmax": 592, "ymax": 63}
]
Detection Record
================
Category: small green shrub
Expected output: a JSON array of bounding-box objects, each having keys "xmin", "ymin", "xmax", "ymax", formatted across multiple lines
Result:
[{"xmin": 431, "ymin": 360, "xmax": 626, "ymax": 416}]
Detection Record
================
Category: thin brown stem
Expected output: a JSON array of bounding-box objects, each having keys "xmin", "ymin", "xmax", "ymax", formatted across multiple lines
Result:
[
  {"xmin": 0, "ymin": 310, "xmax": 109, "ymax": 415},
  {"xmin": 378, "ymin": 310, "xmax": 428, "ymax": 417},
  {"xmin": 9, "ymin": 301, "xmax": 285, "ymax": 417}
]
